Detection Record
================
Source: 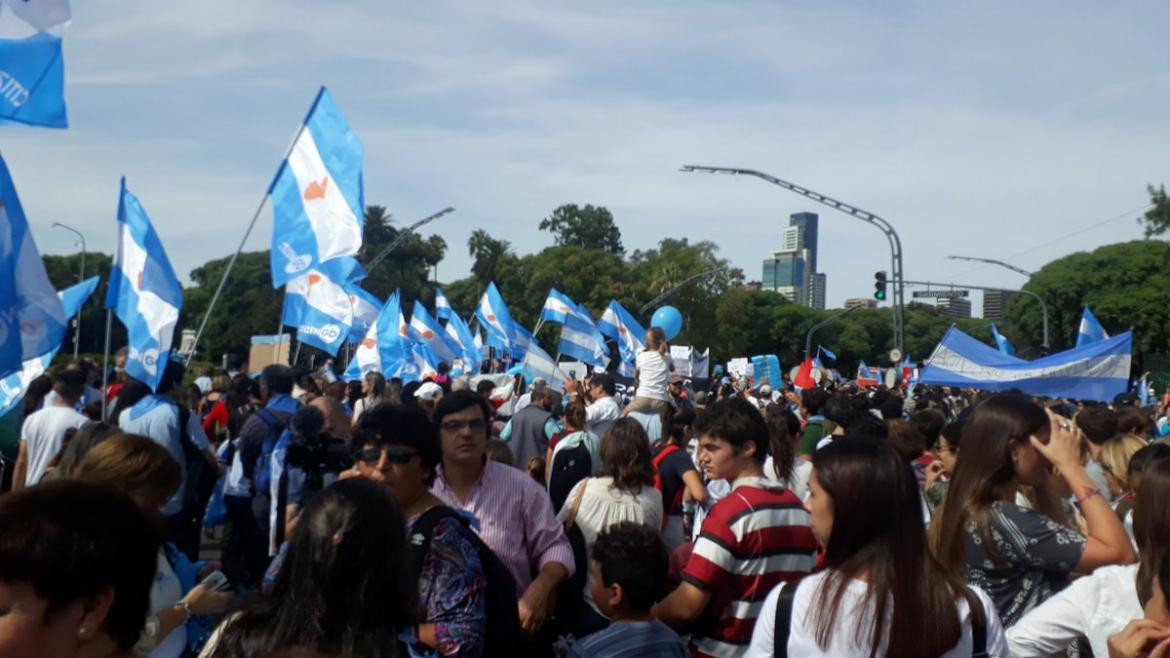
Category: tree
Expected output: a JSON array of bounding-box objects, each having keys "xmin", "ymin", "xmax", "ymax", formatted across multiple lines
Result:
[
  {"xmin": 467, "ymin": 229, "xmax": 514, "ymax": 287},
  {"xmin": 1141, "ymin": 184, "xmax": 1170, "ymax": 238},
  {"xmin": 538, "ymin": 204, "xmax": 624, "ymax": 254},
  {"xmin": 358, "ymin": 206, "xmax": 447, "ymax": 307},
  {"xmin": 1007, "ymin": 240, "xmax": 1170, "ymax": 353},
  {"xmin": 183, "ymin": 251, "xmax": 283, "ymax": 361},
  {"xmin": 41, "ymin": 252, "xmax": 123, "ymax": 356}
]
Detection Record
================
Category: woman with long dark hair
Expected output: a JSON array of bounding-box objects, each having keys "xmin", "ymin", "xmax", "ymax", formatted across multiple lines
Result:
[
  {"xmin": 652, "ymin": 407, "xmax": 707, "ymax": 552},
  {"xmin": 1008, "ymin": 453, "xmax": 1170, "ymax": 656},
  {"xmin": 558, "ymin": 418, "xmax": 663, "ymax": 635},
  {"xmin": 763, "ymin": 403, "xmax": 811, "ymax": 500},
  {"xmin": 352, "ymin": 371, "xmax": 387, "ymax": 426},
  {"xmin": 203, "ymin": 478, "xmax": 415, "ymax": 657},
  {"xmin": 930, "ymin": 393, "xmax": 1136, "ymax": 627},
  {"xmin": 748, "ymin": 438, "xmax": 1008, "ymax": 657}
]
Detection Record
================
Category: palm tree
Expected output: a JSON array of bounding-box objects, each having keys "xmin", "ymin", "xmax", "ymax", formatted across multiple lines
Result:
[{"xmin": 468, "ymin": 230, "xmax": 512, "ymax": 285}]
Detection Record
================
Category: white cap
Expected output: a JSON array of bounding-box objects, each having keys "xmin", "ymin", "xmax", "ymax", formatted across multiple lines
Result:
[{"xmin": 415, "ymin": 381, "xmax": 444, "ymax": 401}]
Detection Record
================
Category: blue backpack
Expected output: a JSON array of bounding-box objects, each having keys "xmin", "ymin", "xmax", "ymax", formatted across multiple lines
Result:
[{"xmin": 251, "ymin": 409, "xmax": 288, "ymax": 496}]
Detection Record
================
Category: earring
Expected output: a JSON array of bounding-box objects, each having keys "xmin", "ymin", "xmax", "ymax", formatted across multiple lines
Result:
[{"xmin": 77, "ymin": 627, "xmax": 88, "ymax": 638}]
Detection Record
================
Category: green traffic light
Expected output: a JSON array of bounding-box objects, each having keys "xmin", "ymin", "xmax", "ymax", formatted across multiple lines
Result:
[{"xmin": 874, "ymin": 291, "xmax": 886, "ymax": 301}]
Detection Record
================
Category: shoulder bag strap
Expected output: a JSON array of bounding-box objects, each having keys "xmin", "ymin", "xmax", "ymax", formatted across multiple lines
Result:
[
  {"xmin": 773, "ymin": 578, "xmax": 801, "ymax": 658},
  {"xmin": 563, "ymin": 477, "xmax": 590, "ymax": 529},
  {"xmin": 967, "ymin": 587, "xmax": 988, "ymax": 658}
]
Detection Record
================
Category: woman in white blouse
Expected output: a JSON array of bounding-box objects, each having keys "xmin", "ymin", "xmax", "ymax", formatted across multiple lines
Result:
[
  {"xmin": 1008, "ymin": 454, "xmax": 1170, "ymax": 657},
  {"xmin": 559, "ymin": 418, "xmax": 663, "ymax": 636}
]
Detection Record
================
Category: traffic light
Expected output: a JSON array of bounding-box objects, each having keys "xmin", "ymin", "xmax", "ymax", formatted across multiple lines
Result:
[{"xmin": 874, "ymin": 271, "xmax": 887, "ymax": 301}]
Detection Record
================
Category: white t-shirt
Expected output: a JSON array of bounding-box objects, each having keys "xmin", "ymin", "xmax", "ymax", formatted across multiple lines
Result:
[
  {"xmin": 634, "ymin": 351, "xmax": 671, "ymax": 401},
  {"xmin": 746, "ymin": 570, "xmax": 1009, "ymax": 658},
  {"xmin": 557, "ymin": 476, "xmax": 663, "ymax": 616},
  {"xmin": 148, "ymin": 550, "xmax": 187, "ymax": 658},
  {"xmin": 20, "ymin": 405, "xmax": 87, "ymax": 485},
  {"xmin": 585, "ymin": 396, "xmax": 622, "ymax": 434},
  {"xmin": 1007, "ymin": 563, "xmax": 1141, "ymax": 658},
  {"xmin": 763, "ymin": 456, "xmax": 812, "ymax": 501}
]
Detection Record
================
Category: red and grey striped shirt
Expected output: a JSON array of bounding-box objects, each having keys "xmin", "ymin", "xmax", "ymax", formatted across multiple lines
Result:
[{"xmin": 681, "ymin": 476, "xmax": 816, "ymax": 657}]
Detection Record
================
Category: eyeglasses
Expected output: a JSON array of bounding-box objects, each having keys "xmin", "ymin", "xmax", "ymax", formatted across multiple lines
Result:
[
  {"xmin": 357, "ymin": 446, "xmax": 418, "ymax": 466},
  {"xmin": 440, "ymin": 419, "xmax": 488, "ymax": 433}
]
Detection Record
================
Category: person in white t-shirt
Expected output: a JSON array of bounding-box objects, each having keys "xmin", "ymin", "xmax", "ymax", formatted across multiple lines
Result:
[
  {"xmin": 13, "ymin": 368, "xmax": 89, "ymax": 489},
  {"xmin": 747, "ymin": 438, "xmax": 1009, "ymax": 658},
  {"xmin": 584, "ymin": 373, "xmax": 622, "ymax": 436},
  {"xmin": 625, "ymin": 327, "xmax": 672, "ymax": 416},
  {"xmin": 762, "ymin": 403, "xmax": 812, "ymax": 501}
]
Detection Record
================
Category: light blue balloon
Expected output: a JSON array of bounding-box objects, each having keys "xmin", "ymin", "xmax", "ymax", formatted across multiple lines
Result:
[{"xmin": 651, "ymin": 306, "xmax": 683, "ymax": 341}]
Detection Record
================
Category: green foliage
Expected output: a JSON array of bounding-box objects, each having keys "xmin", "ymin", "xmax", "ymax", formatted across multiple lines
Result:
[
  {"xmin": 1141, "ymin": 184, "xmax": 1170, "ymax": 238},
  {"xmin": 539, "ymin": 204, "xmax": 624, "ymax": 254},
  {"xmin": 1007, "ymin": 240, "xmax": 1170, "ymax": 353},
  {"xmin": 358, "ymin": 205, "xmax": 447, "ymax": 309},
  {"xmin": 41, "ymin": 252, "xmax": 124, "ymax": 355},
  {"xmin": 183, "ymin": 250, "xmax": 282, "ymax": 361},
  {"xmin": 467, "ymin": 229, "xmax": 515, "ymax": 288}
]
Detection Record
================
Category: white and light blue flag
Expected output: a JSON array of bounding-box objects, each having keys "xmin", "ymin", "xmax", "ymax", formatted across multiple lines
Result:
[
  {"xmin": 343, "ymin": 291, "xmax": 406, "ymax": 381},
  {"xmin": 0, "ymin": 276, "xmax": 98, "ymax": 416},
  {"xmin": 522, "ymin": 340, "xmax": 568, "ymax": 392},
  {"xmin": 434, "ymin": 287, "xmax": 453, "ymax": 321},
  {"xmin": 0, "ymin": 154, "xmax": 65, "ymax": 379},
  {"xmin": 409, "ymin": 299, "xmax": 460, "ymax": 364},
  {"xmin": 919, "ymin": 324, "xmax": 1132, "ymax": 402},
  {"xmin": 540, "ymin": 288, "xmax": 609, "ymax": 368},
  {"xmin": 269, "ymin": 87, "xmax": 364, "ymax": 288},
  {"xmin": 282, "ymin": 257, "xmax": 357, "ymax": 356},
  {"xmin": 990, "ymin": 322, "xmax": 1016, "ymax": 356},
  {"xmin": 858, "ymin": 360, "xmax": 874, "ymax": 380},
  {"xmin": 475, "ymin": 282, "xmax": 518, "ymax": 351},
  {"xmin": 751, "ymin": 354, "xmax": 783, "ymax": 390},
  {"xmin": 1137, "ymin": 373, "xmax": 1152, "ymax": 407},
  {"xmin": 444, "ymin": 312, "xmax": 482, "ymax": 374},
  {"xmin": 345, "ymin": 284, "xmax": 381, "ymax": 343},
  {"xmin": 105, "ymin": 179, "xmax": 182, "ymax": 392},
  {"xmin": 818, "ymin": 345, "xmax": 836, "ymax": 362},
  {"xmin": 598, "ymin": 300, "xmax": 645, "ymax": 378},
  {"xmin": 1076, "ymin": 307, "xmax": 1109, "ymax": 348}
]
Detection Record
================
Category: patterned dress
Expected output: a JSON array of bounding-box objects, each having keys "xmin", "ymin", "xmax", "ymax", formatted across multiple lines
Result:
[
  {"xmin": 411, "ymin": 514, "xmax": 489, "ymax": 657},
  {"xmin": 964, "ymin": 501, "xmax": 1086, "ymax": 627}
]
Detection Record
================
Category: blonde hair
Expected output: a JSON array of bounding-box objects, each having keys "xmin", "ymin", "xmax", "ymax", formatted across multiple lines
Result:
[
  {"xmin": 74, "ymin": 434, "xmax": 181, "ymax": 506},
  {"xmin": 211, "ymin": 374, "xmax": 231, "ymax": 394},
  {"xmin": 1098, "ymin": 434, "xmax": 1149, "ymax": 492}
]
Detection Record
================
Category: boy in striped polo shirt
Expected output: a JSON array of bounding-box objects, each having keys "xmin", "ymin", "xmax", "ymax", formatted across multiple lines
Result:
[{"xmin": 653, "ymin": 398, "xmax": 817, "ymax": 657}]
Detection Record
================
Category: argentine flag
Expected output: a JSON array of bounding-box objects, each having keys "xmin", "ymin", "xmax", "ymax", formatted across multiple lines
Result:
[
  {"xmin": 991, "ymin": 322, "xmax": 1016, "ymax": 356},
  {"xmin": 282, "ymin": 257, "xmax": 358, "ymax": 356},
  {"xmin": 1076, "ymin": 307, "xmax": 1109, "ymax": 348},
  {"xmin": 344, "ymin": 291, "xmax": 407, "ymax": 381},
  {"xmin": 541, "ymin": 289, "xmax": 609, "ymax": 368},
  {"xmin": 522, "ymin": 340, "xmax": 568, "ymax": 392},
  {"xmin": 475, "ymin": 282, "xmax": 518, "ymax": 352},
  {"xmin": 0, "ymin": 276, "xmax": 99, "ymax": 416},
  {"xmin": 345, "ymin": 284, "xmax": 381, "ymax": 344},
  {"xmin": 435, "ymin": 287, "xmax": 453, "ymax": 321},
  {"xmin": 106, "ymin": 179, "xmax": 182, "ymax": 393},
  {"xmin": 598, "ymin": 300, "xmax": 645, "ymax": 378},
  {"xmin": 444, "ymin": 312, "xmax": 482, "ymax": 374},
  {"xmin": 0, "ymin": 154, "xmax": 66, "ymax": 379},
  {"xmin": 409, "ymin": 300, "xmax": 461, "ymax": 364},
  {"xmin": 269, "ymin": 87, "xmax": 364, "ymax": 288}
]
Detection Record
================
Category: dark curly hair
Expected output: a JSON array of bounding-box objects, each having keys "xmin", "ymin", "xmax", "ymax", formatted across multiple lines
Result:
[{"xmin": 591, "ymin": 521, "xmax": 669, "ymax": 613}]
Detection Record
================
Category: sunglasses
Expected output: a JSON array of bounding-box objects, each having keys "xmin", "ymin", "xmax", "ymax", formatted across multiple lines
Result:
[{"xmin": 357, "ymin": 446, "xmax": 418, "ymax": 466}]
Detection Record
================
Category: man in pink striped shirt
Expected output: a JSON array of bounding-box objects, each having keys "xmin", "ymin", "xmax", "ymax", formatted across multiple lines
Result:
[{"xmin": 431, "ymin": 390, "xmax": 575, "ymax": 635}]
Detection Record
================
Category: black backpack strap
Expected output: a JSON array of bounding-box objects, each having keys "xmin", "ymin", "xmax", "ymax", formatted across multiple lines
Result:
[
  {"xmin": 967, "ymin": 588, "xmax": 988, "ymax": 658},
  {"xmin": 406, "ymin": 507, "xmax": 463, "ymax": 579},
  {"xmin": 773, "ymin": 578, "xmax": 802, "ymax": 658}
]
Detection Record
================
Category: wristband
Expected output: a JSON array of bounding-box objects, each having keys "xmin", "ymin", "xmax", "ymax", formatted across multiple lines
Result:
[
  {"xmin": 1075, "ymin": 487, "xmax": 1102, "ymax": 505},
  {"xmin": 175, "ymin": 600, "xmax": 194, "ymax": 621}
]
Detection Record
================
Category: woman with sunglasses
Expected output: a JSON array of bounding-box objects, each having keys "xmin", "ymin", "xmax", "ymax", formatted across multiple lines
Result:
[{"xmin": 350, "ymin": 404, "xmax": 488, "ymax": 657}]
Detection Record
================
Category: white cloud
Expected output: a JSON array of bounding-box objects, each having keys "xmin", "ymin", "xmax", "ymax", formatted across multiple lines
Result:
[{"xmin": 5, "ymin": 0, "xmax": 1165, "ymax": 318}]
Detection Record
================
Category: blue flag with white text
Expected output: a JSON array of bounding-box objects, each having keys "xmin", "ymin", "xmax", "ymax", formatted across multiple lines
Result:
[
  {"xmin": 0, "ymin": 154, "xmax": 66, "ymax": 379},
  {"xmin": 0, "ymin": 34, "xmax": 67, "ymax": 129},
  {"xmin": 282, "ymin": 257, "xmax": 358, "ymax": 356},
  {"xmin": 270, "ymin": 87, "xmax": 364, "ymax": 287},
  {"xmin": 106, "ymin": 179, "xmax": 183, "ymax": 392}
]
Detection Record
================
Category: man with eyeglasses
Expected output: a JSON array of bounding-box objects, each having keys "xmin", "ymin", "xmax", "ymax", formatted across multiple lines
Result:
[{"xmin": 430, "ymin": 390, "xmax": 575, "ymax": 639}]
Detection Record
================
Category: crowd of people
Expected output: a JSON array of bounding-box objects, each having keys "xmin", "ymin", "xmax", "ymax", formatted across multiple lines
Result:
[{"xmin": 6, "ymin": 330, "xmax": 1170, "ymax": 657}]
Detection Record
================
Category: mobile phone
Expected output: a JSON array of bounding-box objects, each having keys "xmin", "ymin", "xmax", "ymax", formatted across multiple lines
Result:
[{"xmin": 200, "ymin": 570, "xmax": 231, "ymax": 592}]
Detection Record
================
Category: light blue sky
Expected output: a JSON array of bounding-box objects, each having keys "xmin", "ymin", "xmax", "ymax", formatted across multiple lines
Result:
[{"xmin": 6, "ymin": 1, "xmax": 1168, "ymax": 312}]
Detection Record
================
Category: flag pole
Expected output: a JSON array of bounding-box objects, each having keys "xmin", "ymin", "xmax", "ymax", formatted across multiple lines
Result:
[
  {"xmin": 100, "ymin": 307, "xmax": 113, "ymax": 421},
  {"xmin": 273, "ymin": 288, "xmax": 287, "ymax": 363},
  {"xmin": 185, "ymin": 193, "xmax": 271, "ymax": 366},
  {"xmin": 184, "ymin": 87, "xmax": 325, "ymax": 366}
]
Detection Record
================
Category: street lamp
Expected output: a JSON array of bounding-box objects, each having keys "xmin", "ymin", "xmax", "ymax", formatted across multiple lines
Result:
[
  {"xmin": 946, "ymin": 255, "xmax": 1034, "ymax": 277},
  {"xmin": 365, "ymin": 207, "xmax": 455, "ymax": 272},
  {"xmin": 638, "ymin": 267, "xmax": 726, "ymax": 316},
  {"xmin": 903, "ymin": 279, "xmax": 1049, "ymax": 350},
  {"xmin": 52, "ymin": 222, "xmax": 86, "ymax": 359},
  {"xmin": 805, "ymin": 305, "xmax": 862, "ymax": 358},
  {"xmin": 681, "ymin": 165, "xmax": 907, "ymax": 353}
]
